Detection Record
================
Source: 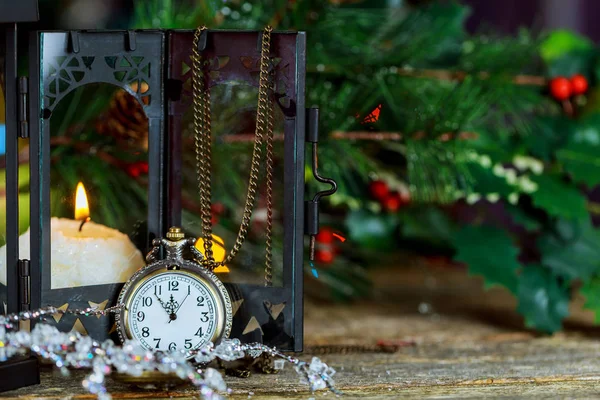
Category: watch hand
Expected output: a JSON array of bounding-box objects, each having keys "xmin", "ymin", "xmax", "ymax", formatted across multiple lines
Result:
[
  {"xmin": 168, "ymin": 293, "xmax": 190, "ymax": 324},
  {"xmin": 154, "ymin": 294, "xmax": 171, "ymax": 316}
]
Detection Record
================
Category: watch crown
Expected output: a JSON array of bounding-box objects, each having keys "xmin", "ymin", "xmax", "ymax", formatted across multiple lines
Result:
[{"xmin": 166, "ymin": 227, "xmax": 185, "ymax": 241}]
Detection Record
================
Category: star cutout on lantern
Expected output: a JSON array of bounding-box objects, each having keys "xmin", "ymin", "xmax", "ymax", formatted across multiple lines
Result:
[
  {"xmin": 108, "ymin": 322, "xmax": 118, "ymax": 334},
  {"xmin": 232, "ymin": 299, "xmax": 244, "ymax": 317},
  {"xmin": 52, "ymin": 303, "xmax": 69, "ymax": 323},
  {"xmin": 71, "ymin": 318, "xmax": 88, "ymax": 336},
  {"xmin": 242, "ymin": 316, "xmax": 263, "ymax": 336},
  {"xmin": 88, "ymin": 299, "xmax": 109, "ymax": 319},
  {"xmin": 264, "ymin": 301, "xmax": 286, "ymax": 320},
  {"xmin": 260, "ymin": 300, "xmax": 292, "ymax": 346}
]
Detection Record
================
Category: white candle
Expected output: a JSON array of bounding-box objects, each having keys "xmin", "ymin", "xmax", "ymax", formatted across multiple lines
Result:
[
  {"xmin": 0, "ymin": 182, "xmax": 144, "ymax": 289},
  {"xmin": 0, "ymin": 218, "xmax": 144, "ymax": 289}
]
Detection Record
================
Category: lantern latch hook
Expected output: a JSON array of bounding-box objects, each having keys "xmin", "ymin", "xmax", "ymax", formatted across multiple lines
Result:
[
  {"xmin": 304, "ymin": 107, "xmax": 337, "ymax": 262},
  {"xmin": 68, "ymin": 31, "xmax": 80, "ymax": 53},
  {"xmin": 126, "ymin": 30, "xmax": 137, "ymax": 51}
]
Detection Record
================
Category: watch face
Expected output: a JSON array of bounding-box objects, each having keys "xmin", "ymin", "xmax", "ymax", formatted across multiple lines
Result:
[{"xmin": 126, "ymin": 271, "xmax": 220, "ymax": 353}]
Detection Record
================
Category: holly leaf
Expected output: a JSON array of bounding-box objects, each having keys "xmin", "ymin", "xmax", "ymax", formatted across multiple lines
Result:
[
  {"xmin": 580, "ymin": 276, "xmax": 600, "ymax": 323},
  {"xmin": 505, "ymin": 205, "xmax": 542, "ymax": 232},
  {"xmin": 557, "ymin": 142, "xmax": 600, "ymax": 186},
  {"xmin": 538, "ymin": 218, "xmax": 600, "ymax": 280},
  {"xmin": 345, "ymin": 209, "xmax": 399, "ymax": 251},
  {"xmin": 529, "ymin": 174, "xmax": 588, "ymax": 219},
  {"xmin": 524, "ymin": 116, "xmax": 574, "ymax": 162},
  {"xmin": 399, "ymin": 205, "xmax": 454, "ymax": 248},
  {"xmin": 452, "ymin": 225, "xmax": 520, "ymax": 293},
  {"xmin": 556, "ymin": 114, "xmax": 600, "ymax": 186},
  {"xmin": 546, "ymin": 51, "xmax": 596, "ymax": 78},
  {"xmin": 540, "ymin": 30, "xmax": 594, "ymax": 62},
  {"xmin": 517, "ymin": 265, "xmax": 570, "ymax": 334},
  {"xmin": 540, "ymin": 30, "xmax": 595, "ymax": 77},
  {"xmin": 569, "ymin": 114, "xmax": 600, "ymax": 144}
]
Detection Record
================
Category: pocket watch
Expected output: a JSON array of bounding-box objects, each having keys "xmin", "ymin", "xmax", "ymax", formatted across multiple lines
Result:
[{"xmin": 116, "ymin": 227, "xmax": 232, "ymax": 357}]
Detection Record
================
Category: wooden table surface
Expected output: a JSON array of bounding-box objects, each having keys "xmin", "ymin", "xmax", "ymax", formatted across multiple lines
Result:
[{"xmin": 4, "ymin": 262, "xmax": 600, "ymax": 399}]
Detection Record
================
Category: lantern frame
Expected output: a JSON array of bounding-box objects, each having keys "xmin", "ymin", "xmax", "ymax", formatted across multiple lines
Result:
[{"xmin": 0, "ymin": 0, "xmax": 41, "ymax": 391}]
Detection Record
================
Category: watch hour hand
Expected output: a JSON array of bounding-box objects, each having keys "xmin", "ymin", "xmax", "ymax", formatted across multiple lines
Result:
[{"xmin": 154, "ymin": 294, "xmax": 171, "ymax": 316}]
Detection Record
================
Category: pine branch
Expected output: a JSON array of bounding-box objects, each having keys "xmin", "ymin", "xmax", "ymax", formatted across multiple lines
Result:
[
  {"xmin": 393, "ymin": 68, "xmax": 546, "ymax": 86},
  {"xmin": 329, "ymin": 131, "xmax": 478, "ymax": 141}
]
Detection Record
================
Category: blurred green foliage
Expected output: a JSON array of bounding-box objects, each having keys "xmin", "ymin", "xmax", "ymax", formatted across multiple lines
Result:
[{"xmin": 13, "ymin": 0, "xmax": 600, "ymax": 327}]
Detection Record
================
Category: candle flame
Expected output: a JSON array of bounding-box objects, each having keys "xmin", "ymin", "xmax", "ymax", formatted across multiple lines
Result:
[{"xmin": 75, "ymin": 182, "xmax": 90, "ymax": 221}]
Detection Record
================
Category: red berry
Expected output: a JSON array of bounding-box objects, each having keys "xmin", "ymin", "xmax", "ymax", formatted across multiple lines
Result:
[
  {"xmin": 570, "ymin": 74, "xmax": 589, "ymax": 95},
  {"xmin": 211, "ymin": 202, "xmax": 226, "ymax": 215},
  {"xmin": 126, "ymin": 164, "xmax": 141, "ymax": 178},
  {"xmin": 382, "ymin": 191, "xmax": 402, "ymax": 212},
  {"xmin": 315, "ymin": 227, "xmax": 335, "ymax": 244},
  {"xmin": 138, "ymin": 162, "xmax": 149, "ymax": 174},
  {"xmin": 549, "ymin": 76, "xmax": 573, "ymax": 101},
  {"xmin": 369, "ymin": 180, "xmax": 389, "ymax": 200},
  {"xmin": 315, "ymin": 249, "xmax": 335, "ymax": 264}
]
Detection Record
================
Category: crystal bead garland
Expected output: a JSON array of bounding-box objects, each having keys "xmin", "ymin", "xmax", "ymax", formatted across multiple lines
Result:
[{"xmin": 0, "ymin": 306, "xmax": 339, "ymax": 399}]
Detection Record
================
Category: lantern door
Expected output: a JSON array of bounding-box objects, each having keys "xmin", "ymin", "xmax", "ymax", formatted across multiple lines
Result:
[
  {"xmin": 0, "ymin": 20, "xmax": 41, "ymax": 393},
  {"xmin": 167, "ymin": 30, "xmax": 306, "ymax": 351},
  {"xmin": 27, "ymin": 30, "xmax": 166, "ymax": 339},
  {"xmin": 0, "ymin": 23, "xmax": 29, "ymax": 319}
]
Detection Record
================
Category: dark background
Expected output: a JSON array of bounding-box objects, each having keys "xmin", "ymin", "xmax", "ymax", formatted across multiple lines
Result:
[
  {"xmin": 463, "ymin": 0, "xmax": 599, "ymax": 40},
  {"xmin": 29, "ymin": 0, "xmax": 600, "ymax": 42}
]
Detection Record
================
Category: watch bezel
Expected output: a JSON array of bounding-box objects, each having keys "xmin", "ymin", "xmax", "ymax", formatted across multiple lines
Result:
[{"xmin": 115, "ymin": 259, "xmax": 233, "ymax": 357}]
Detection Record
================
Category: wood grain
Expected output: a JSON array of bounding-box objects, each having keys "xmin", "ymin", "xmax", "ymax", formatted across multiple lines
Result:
[{"xmin": 4, "ymin": 263, "xmax": 600, "ymax": 399}]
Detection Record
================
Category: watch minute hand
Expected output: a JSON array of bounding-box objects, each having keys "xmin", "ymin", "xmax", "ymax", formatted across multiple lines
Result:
[{"xmin": 168, "ymin": 293, "xmax": 189, "ymax": 324}]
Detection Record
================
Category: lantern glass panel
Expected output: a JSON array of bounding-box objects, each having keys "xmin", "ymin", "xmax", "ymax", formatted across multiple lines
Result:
[
  {"xmin": 180, "ymin": 81, "xmax": 286, "ymax": 287},
  {"xmin": 48, "ymin": 84, "xmax": 149, "ymax": 283},
  {"xmin": 31, "ymin": 31, "xmax": 165, "ymax": 340},
  {"xmin": 45, "ymin": 83, "xmax": 149, "ymax": 335}
]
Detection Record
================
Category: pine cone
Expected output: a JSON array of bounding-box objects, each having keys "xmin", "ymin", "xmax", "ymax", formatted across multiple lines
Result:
[{"xmin": 96, "ymin": 82, "xmax": 149, "ymax": 150}]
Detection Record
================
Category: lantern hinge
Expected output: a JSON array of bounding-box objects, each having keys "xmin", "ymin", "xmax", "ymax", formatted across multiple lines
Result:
[
  {"xmin": 18, "ymin": 77, "xmax": 29, "ymax": 139},
  {"xmin": 18, "ymin": 259, "xmax": 31, "ymax": 311}
]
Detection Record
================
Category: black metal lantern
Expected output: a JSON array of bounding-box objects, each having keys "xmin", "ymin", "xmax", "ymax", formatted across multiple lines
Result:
[{"xmin": 0, "ymin": 10, "xmax": 334, "ymax": 390}]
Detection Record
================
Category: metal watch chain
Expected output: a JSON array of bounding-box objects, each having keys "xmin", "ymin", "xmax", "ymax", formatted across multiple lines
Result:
[{"xmin": 192, "ymin": 26, "xmax": 275, "ymax": 286}]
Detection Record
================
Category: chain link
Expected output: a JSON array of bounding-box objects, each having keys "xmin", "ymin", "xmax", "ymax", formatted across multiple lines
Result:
[
  {"xmin": 264, "ymin": 63, "xmax": 275, "ymax": 287},
  {"xmin": 192, "ymin": 26, "xmax": 274, "ymax": 286}
]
